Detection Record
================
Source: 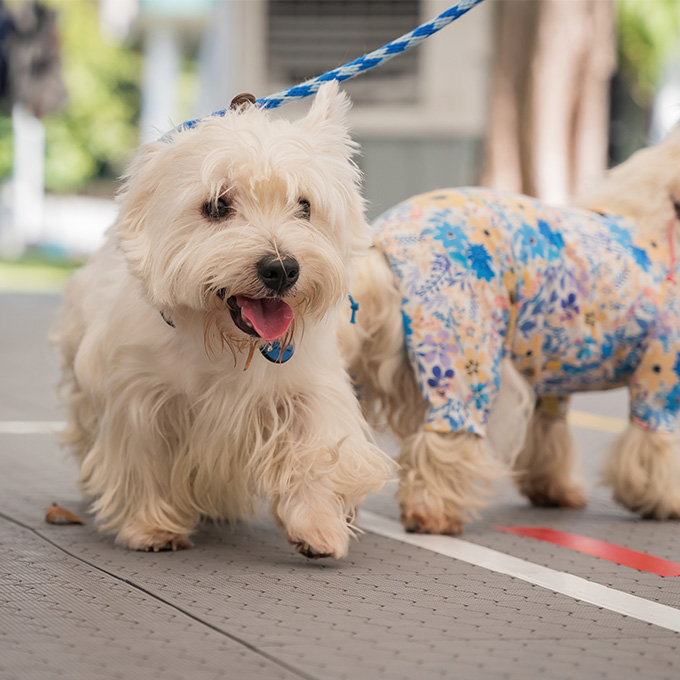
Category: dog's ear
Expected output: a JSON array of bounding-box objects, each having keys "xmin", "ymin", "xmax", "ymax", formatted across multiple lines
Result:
[
  {"xmin": 304, "ymin": 80, "xmax": 351, "ymax": 131},
  {"xmin": 116, "ymin": 140, "xmax": 165, "ymax": 236},
  {"xmin": 121, "ymin": 140, "xmax": 164, "ymax": 186}
]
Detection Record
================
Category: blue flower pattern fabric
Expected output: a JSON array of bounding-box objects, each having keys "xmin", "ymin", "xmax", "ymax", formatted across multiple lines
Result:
[{"xmin": 371, "ymin": 188, "xmax": 680, "ymax": 436}]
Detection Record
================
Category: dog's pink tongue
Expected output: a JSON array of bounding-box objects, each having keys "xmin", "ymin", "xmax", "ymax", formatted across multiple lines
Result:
[{"xmin": 236, "ymin": 296, "xmax": 294, "ymax": 342}]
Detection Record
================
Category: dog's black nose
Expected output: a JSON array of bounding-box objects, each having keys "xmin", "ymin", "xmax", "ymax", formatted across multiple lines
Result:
[{"xmin": 256, "ymin": 256, "xmax": 299, "ymax": 294}]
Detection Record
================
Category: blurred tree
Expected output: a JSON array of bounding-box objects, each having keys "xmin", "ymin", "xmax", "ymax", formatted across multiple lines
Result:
[
  {"xmin": 618, "ymin": 0, "xmax": 680, "ymax": 107},
  {"xmin": 0, "ymin": 0, "xmax": 141, "ymax": 193},
  {"xmin": 481, "ymin": 0, "xmax": 616, "ymax": 204},
  {"xmin": 483, "ymin": 0, "xmax": 680, "ymax": 198}
]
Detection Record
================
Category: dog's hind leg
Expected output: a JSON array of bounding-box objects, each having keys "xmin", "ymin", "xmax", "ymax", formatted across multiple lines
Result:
[
  {"xmin": 512, "ymin": 395, "xmax": 586, "ymax": 508},
  {"xmin": 604, "ymin": 423, "xmax": 680, "ymax": 519},
  {"xmin": 605, "ymin": 334, "xmax": 680, "ymax": 519},
  {"xmin": 397, "ymin": 430, "xmax": 500, "ymax": 535}
]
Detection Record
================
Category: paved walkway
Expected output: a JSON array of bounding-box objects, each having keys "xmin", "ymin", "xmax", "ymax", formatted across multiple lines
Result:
[{"xmin": 1, "ymin": 293, "xmax": 679, "ymax": 680}]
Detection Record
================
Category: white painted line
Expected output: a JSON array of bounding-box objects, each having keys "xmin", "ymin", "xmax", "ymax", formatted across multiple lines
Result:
[
  {"xmin": 0, "ymin": 421, "xmax": 66, "ymax": 434},
  {"xmin": 359, "ymin": 510, "xmax": 680, "ymax": 634}
]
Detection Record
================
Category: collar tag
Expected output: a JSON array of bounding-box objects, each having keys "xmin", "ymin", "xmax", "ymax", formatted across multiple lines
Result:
[{"xmin": 260, "ymin": 340, "xmax": 294, "ymax": 364}]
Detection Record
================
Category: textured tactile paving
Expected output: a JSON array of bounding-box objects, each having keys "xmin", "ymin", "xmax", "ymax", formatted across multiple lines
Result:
[
  {"xmin": 0, "ymin": 521, "xmax": 302, "ymax": 680},
  {"xmin": 0, "ymin": 293, "xmax": 62, "ymax": 421},
  {"xmin": 2, "ymin": 293, "xmax": 679, "ymax": 680}
]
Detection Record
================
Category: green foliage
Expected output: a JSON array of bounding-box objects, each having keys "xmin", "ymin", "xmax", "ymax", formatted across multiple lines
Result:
[
  {"xmin": 0, "ymin": 0, "xmax": 141, "ymax": 192},
  {"xmin": 617, "ymin": 0, "xmax": 680, "ymax": 106},
  {"xmin": 0, "ymin": 247, "xmax": 83, "ymax": 292}
]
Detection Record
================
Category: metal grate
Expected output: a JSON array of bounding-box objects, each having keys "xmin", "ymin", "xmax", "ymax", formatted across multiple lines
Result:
[{"xmin": 267, "ymin": 0, "xmax": 421, "ymax": 104}]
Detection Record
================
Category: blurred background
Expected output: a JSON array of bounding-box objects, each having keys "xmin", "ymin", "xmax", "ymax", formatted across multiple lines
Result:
[{"xmin": 0, "ymin": 0, "xmax": 678, "ymax": 290}]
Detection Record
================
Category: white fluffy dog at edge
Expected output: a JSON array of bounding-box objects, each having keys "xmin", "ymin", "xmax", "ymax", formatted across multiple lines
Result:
[
  {"xmin": 339, "ymin": 129, "xmax": 680, "ymax": 535},
  {"xmin": 51, "ymin": 82, "xmax": 392, "ymax": 558}
]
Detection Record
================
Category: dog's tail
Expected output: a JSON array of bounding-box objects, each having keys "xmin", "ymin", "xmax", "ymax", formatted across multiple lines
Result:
[
  {"xmin": 573, "ymin": 125, "xmax": 680, "ymax": 239},
  {"xmin": 338, "ymin": 248, "xmax": 425, "ymax": 438}
]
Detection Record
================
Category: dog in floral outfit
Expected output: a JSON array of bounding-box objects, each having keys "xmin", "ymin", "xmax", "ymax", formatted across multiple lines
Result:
[{"xmin": 340, "ymin": 129, "xmax": 680, "ymax": 534}]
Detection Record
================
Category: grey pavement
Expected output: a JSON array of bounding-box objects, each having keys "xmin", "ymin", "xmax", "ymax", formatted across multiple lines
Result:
[{"xmin": 1, "ymin": 292, "xmax": 679, "ymax": 680}]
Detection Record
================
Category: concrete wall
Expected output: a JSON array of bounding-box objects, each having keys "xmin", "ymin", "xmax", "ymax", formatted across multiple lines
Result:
[{"xmin": 357, "ymin": 137, "xmax": 482, "ymax": 220}]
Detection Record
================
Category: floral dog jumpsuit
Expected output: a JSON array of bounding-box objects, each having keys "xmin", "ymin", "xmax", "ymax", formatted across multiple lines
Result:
[{"xmin": 371, "ymin": 188, "xmax": 680, "ymax": 437}]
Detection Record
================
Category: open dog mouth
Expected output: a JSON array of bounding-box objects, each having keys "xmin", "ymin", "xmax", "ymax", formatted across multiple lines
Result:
[{"xmin": 224, "ymin": 293, "xmax": 294, "ymax": 342}]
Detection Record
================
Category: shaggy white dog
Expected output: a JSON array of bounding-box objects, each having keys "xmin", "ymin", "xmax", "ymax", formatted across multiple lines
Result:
[
  {"xmin": 51, "ymin": 82, "xmax": 392, "ymax": 557},
  {"xmin": 340, "ymin": 129, "xmax": 680, "ymax": 535}
]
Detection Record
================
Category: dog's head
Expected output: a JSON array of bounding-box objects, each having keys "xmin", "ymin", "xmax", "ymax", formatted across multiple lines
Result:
[{"xmin": 115, "ymin": 81, "xmax": 367, "ymax": 355}]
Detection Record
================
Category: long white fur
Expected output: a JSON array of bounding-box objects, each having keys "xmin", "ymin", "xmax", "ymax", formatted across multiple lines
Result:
[
  {"xmin": 342, "ymin": 129, "xmax": 680, "ymax": 533},
  {"xmin": 52, "ymin": 82, "xmax": 393, "ymax": 557}
]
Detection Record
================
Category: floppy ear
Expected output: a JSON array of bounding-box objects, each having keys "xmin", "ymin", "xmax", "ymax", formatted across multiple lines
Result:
[
  {"xmin": 304, "ymin": 80, "xmax": 352, "ymax": 131},
  {"xmin": 116, "ymin": 140, "xmax": 166, "ymax": 235}
]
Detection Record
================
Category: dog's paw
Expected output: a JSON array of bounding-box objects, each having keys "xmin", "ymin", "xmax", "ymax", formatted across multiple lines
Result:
[
  {"xmin": 615, "ymin": 494, "xmax": 680, "ymax": 520},
  {"xmin": 523, "ymin": 481, "xmax": 586, "ymax": 509},
  {"xmin": 400, "ymin": 508, "xmax": 464, "ymax": 535},
  {"xmin": 292, "ymin": 541, "xmax": 332, "ymax": 560},
  {"xmin": 397, "ymin": 479, "xmax": 468, "ymax": 536},
  {"xmin": 284, "ymin": 519, "xmax": 350, "ymax": 560},
  {"xmin": 142, "ymin": 531, "xmax": 193, "ymax": 552},
  {"xmin": 639, "ymin": 504, "xmax": 680, "ymax": 520},
  {"xmin": 117, "ymin": 526, "xmax": 194, "ymax": 552}
]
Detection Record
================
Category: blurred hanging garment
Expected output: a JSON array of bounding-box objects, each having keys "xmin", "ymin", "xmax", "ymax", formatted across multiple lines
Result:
[
  {"xmin": 0, "ymin": 0, "xmax": 66, "ymax": 117},
  {"xmin": 481, "ymin": 0, "xmax": 616, "ymax": 205},
  {"xmin": 0, "ymin": 1, "xmax": 14, "ymax": 105}
]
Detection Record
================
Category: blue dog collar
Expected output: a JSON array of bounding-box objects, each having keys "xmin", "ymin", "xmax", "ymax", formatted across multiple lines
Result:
[{"xmin": 260, "ymin": 340, "xmax": 294, "ymax": 363}]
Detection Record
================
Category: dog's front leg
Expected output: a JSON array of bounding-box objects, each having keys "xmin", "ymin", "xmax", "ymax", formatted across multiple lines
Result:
[
  {"xmin": 267, "ymin": 382, "xmax": 392, "ymax": 559},
  {"xmin": 270, "ymin": 483, "xmax": 353, "ymax": 559},
  {"xmin": 397, "ymin": 430, "xmax": 499, "ymax": 535},
  {"xmin": 79, "ymin": 396, "xmax": 199, "ymax": 551},
  {"xmin": 605, "ymin": 337, "xmax": 680, "ymax": 519}
]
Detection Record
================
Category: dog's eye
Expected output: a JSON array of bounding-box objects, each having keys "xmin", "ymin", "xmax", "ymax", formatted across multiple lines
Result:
[
  {"xmin": 203, "ymin": 196, "xmax": 233, "ymax": 221},
  {"xmin": 297, "ymin": 198, "xmax": 311, "ymax": 220}
]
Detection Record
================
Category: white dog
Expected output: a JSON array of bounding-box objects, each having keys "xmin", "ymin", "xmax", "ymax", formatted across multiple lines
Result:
[
  {"xmin": 51, "ymin": 82, "xmax": 392, "ymax": 557},
  {"xmin": 340, "ymin": 130, "xmax": 680, "ymax": 535}
]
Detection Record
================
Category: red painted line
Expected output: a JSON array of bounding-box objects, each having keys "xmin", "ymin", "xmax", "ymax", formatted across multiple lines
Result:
[{"xmin": 494, "ymin": 526, "xmax": 680, "ymax": 577}]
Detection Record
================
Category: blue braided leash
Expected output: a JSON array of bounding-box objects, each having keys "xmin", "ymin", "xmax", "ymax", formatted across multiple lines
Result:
[{"xmin": 176, "ymin": 0, "xmax": 486, "ymax": 131}]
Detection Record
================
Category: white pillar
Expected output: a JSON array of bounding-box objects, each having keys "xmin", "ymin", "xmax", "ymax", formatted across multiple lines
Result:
[
  {"xmin": 139, "ymin": 22, "xmax": 181, "ymax": 142},
  {"xmin": 6, "ymin": 104, "xmax": 45, "ymax": 255},
  {"xmin": 195, "ymin": 0, "xmax": 241, "ymax": 119}
]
